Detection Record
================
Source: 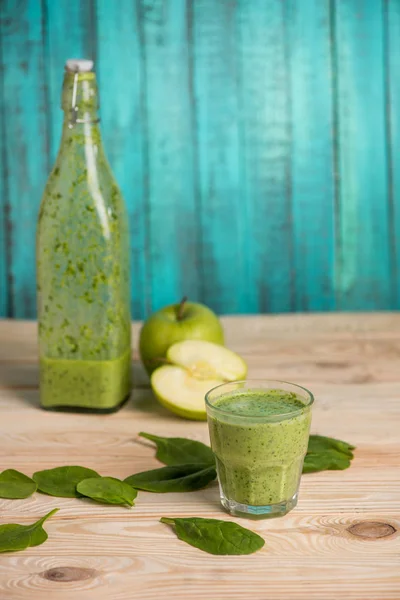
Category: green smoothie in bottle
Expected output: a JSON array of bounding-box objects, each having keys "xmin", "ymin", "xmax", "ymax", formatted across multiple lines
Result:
[{"xmin": 36, "ymin": 59, "xmax": 131, "ymax": 412}]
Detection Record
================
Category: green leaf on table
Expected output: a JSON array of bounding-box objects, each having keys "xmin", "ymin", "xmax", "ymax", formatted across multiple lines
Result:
[
  {"xmin": 0, "ymin": 508, "xmax": 59, "ymax": 553},
  {"xmin": 0, "ymin": 469, "xmax": 37, "ymax": 499},
  {"xmin": 303, "ymin": 451, "xmax": 352, "ymax": 473},
  {"xmin": 160, "ymin": 517, "xmax": 265, "ymax": 555},
  {"xmin": 139, "ymin": 432, "xmax": 356, "ymax": 478},
  {"xmin": 33, "ymin": 466, "xmax": 100, "ymax": 498},
  {"xmin": 307, "ymin": 435, "xmax": 355, "ymax": 457},
  {"xmin": 139, "ymin": 432, "xmax": 215, "ymax": 467},
  {"xmin": 77, "ymin": 477, "xmax": 138, "ymax": 506},
  {"xmin": 124, "ymin": 464, "xmax": 216, "ymax": 493},
  {"xmin": 303, "ymin": 435, "xmax": 356, "ymax": 473}
]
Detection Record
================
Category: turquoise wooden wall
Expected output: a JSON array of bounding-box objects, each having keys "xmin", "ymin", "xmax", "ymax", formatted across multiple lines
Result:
[{"xmin": 1, "ymin": 0, "xmax": 399, "ymax": 319}]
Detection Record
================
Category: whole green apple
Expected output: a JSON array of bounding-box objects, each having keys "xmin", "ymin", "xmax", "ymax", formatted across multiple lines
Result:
[{"xmin": 139, "ymin": 298, "xmax": 224, "ymax": 375}]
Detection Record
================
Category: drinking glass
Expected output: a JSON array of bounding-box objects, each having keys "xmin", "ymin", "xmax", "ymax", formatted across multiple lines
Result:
[{"xmin": 206, "ymin": 380, "xmax": 314, "ymax": 519}]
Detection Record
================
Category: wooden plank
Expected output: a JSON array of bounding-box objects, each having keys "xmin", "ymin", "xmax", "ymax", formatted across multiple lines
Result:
[
  {"xmin": 0, "ymin": 315, "xmax": 399, "ymax": 599},
  {"xmin": 0, "ymin": 33, "xmax": 8, "ymax": 317},
  {"xmin": 0, "ymin": 547, "xmax": 398, "ymax": 600},
  {"xmin": 141, "ymin": 0, "xmax": 199, "ymax": 312},
  {"xmin": 192, "ymin": 0, "xmax": 245, "ymax": 314},
  {"xmin": 2, "ymin": 356, "xmax": 400, "ymax": 391},
  {"xmin": 333, "ymin": 0, "xmax": 392, "ymax": 309},
  {"xmin": 287, "ymin": 0, "xmax": 336, "ymax": 311},
  {"xmin": 6, "ymin": 314, "xmax": 400, "ymax": 366},
  {"xmin": 96, "ymin": 0, "xmax": 149, "ymax": 320},
  {"xmin": 46, "ymin": 0, "xmax": 150, "ymax": 321},
  {"xmin": 2, "ymin": 313, "xmax": 400, "ymax": 362},
  {"xmin": 0, "ymin": 359, "xmax": 148, "ymax": 391},
  {"xmin": 45, "ymin": 0, "xmax": 95, "ymax": 164},
  {"xmin": 236, "ymin": 0, "xmax": 292, "ymax": 313},
  {"xmin": 385, "ymin": 0, "xmax": 400, "ymax": 308},
  {"xmin": 4, "ymin": 338, "xmax": 400, "ymax": 389},
  {"xmin": 0, "ymin": 0, "xmax": 49, "ymax": 318}
]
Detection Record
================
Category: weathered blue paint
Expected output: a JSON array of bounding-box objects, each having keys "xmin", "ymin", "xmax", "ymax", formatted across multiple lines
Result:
[
  {"xmin": 334, "ymin": 0, "xmax": 392, "ymax": 309},
  {"xmin": 386, "ymin": 0, "xmax": 400, "ymax": 308},
  {"xmin": 0, "ymin": 28, "xmax": 7, "ymax": 316},
  {"xmin": 287, "ymin": 0, "xmax": 336, "ymax": 312},
  {"xmin": 143, "ymin": 0, "xmax": 199, "ymax": 313},
  {"xmin": 0, "ymin": 0, "xmax": 399, "ymax": 318},
  {"xmin": 46, "ymin": 0, "xmax": 95, "ymax": 164},
  {"xmin": 96, "ymin": 0, "xmax": 150, "ymax": 320},
  {"xmin": 193, "ymin": 0, "xmax": 245, "ymax": 314},
  {"xmin": 1, "ymin": 0, "xmax": 49, "ymax": 318},
  {"xmin": 237, "ymin": 0, "xmax": 293, "ymax": 313}
]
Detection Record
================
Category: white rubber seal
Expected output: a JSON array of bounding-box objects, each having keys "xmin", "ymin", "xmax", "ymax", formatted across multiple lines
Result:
[{"xmin": 65, "ymin": 59, "xmax": 94, "ymax": 73}]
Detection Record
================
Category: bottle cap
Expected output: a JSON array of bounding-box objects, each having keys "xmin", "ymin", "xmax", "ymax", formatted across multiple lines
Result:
[{"xmin": 65, "ymin": 59, "xmax": 94, "ymax": 73}]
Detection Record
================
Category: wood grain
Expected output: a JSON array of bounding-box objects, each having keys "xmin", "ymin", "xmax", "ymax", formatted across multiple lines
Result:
[
  {"xmin": 0, "ymin": 26, "xmax": 8, "ymax": 317},
  {"xmin": 192, "ymin": 0, "xmax": 244, "ymax": 314},
  {"xmin": 386, "ymin": 0, "xmax": 400, "ymax": 307},
  {"xmin": 1, "ymin": 1, "xmax": 400, "ymax": 318},
  {"xmin": 96, "ymin": 0, "xmax": 149, "ymax": 320},
  {"xmin": 0, "ymin": 314, "xmax": 399, "ymax": 599},
  {"xmin": 287, "ymin": 0, "xmax": 336, "ymax": 311},
  {"xmin": 236, "ymin": 0, "xmax": 292, "ymax": 313},
  {"xmin": 143, "ymin": 0, "xmax": 199, "ymax": 311},
  {"xmin": 0, "ymin": 0, "xmax": 49, "ymax": 318},
  {"xmin": 333, "ymin": 0, "xmax": 392, "ymax": 309},
  {"xmin": 45, "ymin": 0, "xmax": 94, "ymax": 164}
]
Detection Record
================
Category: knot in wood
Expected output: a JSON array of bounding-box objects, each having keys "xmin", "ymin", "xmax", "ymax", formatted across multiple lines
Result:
[
  {"xmin": 40, "ymin": 566, "xmax": 98, "ymax": 582},
  {"xmin": 347, "ymin": 521, "xmax": 396, "ymax": 540}
]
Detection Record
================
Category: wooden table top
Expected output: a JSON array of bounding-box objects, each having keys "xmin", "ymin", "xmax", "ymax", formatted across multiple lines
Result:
[{"xmin": 0, "ymin": 314, "xmax": 399, "ymax": 600}]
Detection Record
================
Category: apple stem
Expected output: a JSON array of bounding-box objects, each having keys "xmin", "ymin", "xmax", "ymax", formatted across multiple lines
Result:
[{"xmin": 176, "ymin": 296, "xmax": 188, "ymax": 321}]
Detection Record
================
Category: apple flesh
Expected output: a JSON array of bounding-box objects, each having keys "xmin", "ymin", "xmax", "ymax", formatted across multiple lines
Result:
[
  {"xmin": 139, "ymin": 299, "xmax": 224, "ymax": 375},
  {"xmin": 168, "ymin": 340, "xmax": 248, "ymax": 382},
  {"xmin": 151, "ymin": 366, "xmax": 223, "ymax": 420},
  {"xmin": 151, "ymin": 340, "xmax": 248, "ymax": 420}
]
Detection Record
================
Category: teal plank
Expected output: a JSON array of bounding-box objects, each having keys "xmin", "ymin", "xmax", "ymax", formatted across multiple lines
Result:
[
  {"xmin": 287, "ymin": 0, "xmax": 335, "ymax": 311},
  {"xmin": 1, "ymin": 0, "xmax": 398, "ymax": 317},
  {"xmin": 334, "ymin": 0, "xmax": 391, "ymax": 309},
  {"xmin": 96, "ymin": 0, "xmax": 149, "ymax": 320},
  {"xmin": 193, "ymin": 0, "xmax": 246, "ymax": 314},
  {"xmin": 0, "ymin": 37, "xmax": 8, "ymax": 316},
  {"xmin": 142, "ymin": 0, "xmax": 199, "ymax": 313},
  {"xmin": 236, "ymin": 0, "xmax": 293, "ymax": 313},
  {"xmin": 386, "ymin": 0, "xmax": 400, "ymax": 308},
  {"xmin": 45, "ymin": 0, "xmax": 94, "ymax": 163},
  {"xmin": 1, "ymin": 0, "xmax": 49, "ymax": 317}
]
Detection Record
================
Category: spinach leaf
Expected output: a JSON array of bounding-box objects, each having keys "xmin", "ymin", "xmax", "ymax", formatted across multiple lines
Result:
[
  {"xmin": 139, "ymin": 432, "xmax": 215, "ymax": 467},
  {"xmin": 139, "ymin": 431, "xmax": 355, "ymax": 478},
  {"xmin": 303, "ymin": 435, "xmax": 356, "ymax": 473},
  {"xmin": 307, "ymin": 435, "xmax": 355, "ymax": 457},
  {"xmin": 160, "ymin": 517, "xmax": 265, "ymax": 555},
  {"xmin": 303, "ymin": 451, "xmax": 352, "ymax": 473},
  {"xmin": 77, "ymin": 477, "xmax": 138, "ymax": 506},
  {"xmin": 33, "ymin": 466, "xmax": 100, "ymax": 498},
  {"xmin": 0, "ymin": 508, "xmax": 59, "ymax": 553},
  {"xmin": 125, "ymin": 464, "xmax": 216, "ymax": 493},
  {"xmin": 0, "ymin": 469, "xmax": 37, "ymax": 499}
]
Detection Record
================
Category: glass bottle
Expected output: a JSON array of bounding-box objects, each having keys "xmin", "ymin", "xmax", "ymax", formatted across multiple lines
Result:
[{"xmin": 36, "ymin": 59, "xmax": 131, "ymax": 412}]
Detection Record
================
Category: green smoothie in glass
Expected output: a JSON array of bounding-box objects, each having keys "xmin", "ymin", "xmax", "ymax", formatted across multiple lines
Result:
[{"xmin": 206, "ymin": 380, "xmax": 313, "ymax": 519}]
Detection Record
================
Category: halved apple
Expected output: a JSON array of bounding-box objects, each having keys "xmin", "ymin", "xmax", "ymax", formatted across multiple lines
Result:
[{"xmin": 151, "ymin": 340, "xmax": 247, "ymax": 420}]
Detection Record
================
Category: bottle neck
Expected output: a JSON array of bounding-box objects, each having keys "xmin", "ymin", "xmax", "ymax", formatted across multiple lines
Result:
[
  {"xmin": 61, "ymin": 71, "xmax": 100, "ymax": 131},
  {"xmin": 59, "ymin": 70, "xmax": 103, "ymax": 151}
]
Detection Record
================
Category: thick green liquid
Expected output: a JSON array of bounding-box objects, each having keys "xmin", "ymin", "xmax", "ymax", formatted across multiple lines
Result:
[
  {"xmin": 208, "ymin": 390, "xmax": 311, "ymax": 506},
  {"xmin": 40, "ymin": 350, "xmax": 131, "ymax": 411},
  {"xmin": 37, "ymin": 71, "xmax": 131, "ymax": 412}
]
